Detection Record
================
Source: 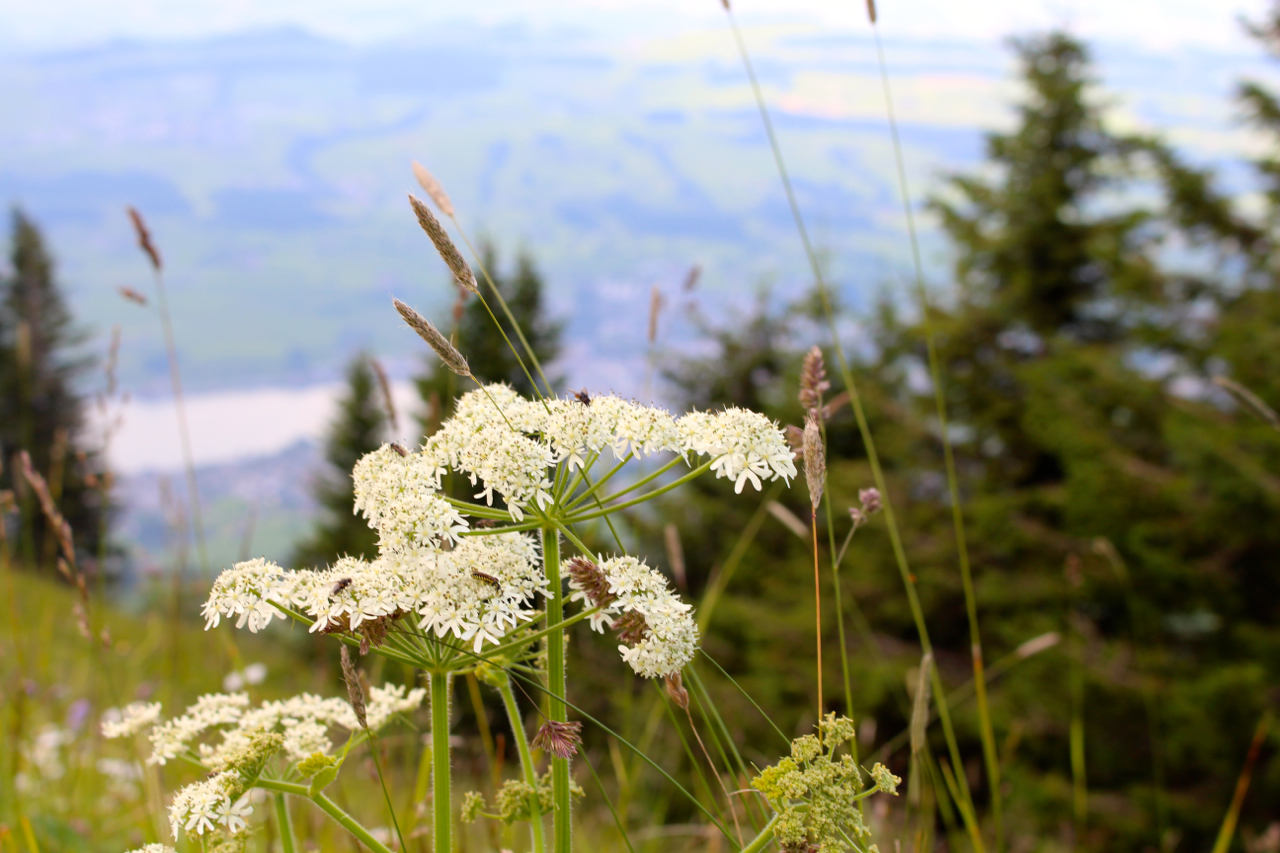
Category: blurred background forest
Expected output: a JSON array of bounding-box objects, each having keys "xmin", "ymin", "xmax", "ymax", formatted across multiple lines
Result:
[{"xmin": 2, "ymin": 0, "xmax": 1279, "ymax": 851}]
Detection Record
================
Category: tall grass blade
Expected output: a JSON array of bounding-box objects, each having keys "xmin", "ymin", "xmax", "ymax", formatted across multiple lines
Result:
[
  {"xmin": 865, "ymin": 15, "xmax": 1005, "ymax": 846},
  {"xmin": 718, "ymin": 8, "xmax": 984, "ymax": 848},
  {"xmin": 1209, "ymin": 713, "xmax": 1271, "ymax": 853}
]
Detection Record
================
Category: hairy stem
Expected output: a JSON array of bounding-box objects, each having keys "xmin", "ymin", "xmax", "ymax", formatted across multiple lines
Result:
[
  {"xmin": 431, "ymin": 670, "xmax": 453, "ymax": 853},
  {"xmin": 542, "ymin": 527, "xmax": 572, "ymax": 853},
  {"xmin": 273, "ymin": 792, "xmax": 297, "ymax": 853},
  {"xmin": 498, "ymin": 676, "xmax": 547, "ymax": 853},
  {"xmin": 741, "ymin": 813, "xmax": 780, "ymax": 853},
  {"xmin": 255, "ymin": 779, "xmax": 394, "ymax": 853}
]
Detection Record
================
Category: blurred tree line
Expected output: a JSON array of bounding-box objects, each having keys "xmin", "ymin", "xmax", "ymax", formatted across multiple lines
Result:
[{"xmin": 646, "ymin": 27, "xmax": 1280, "ymax": 853}]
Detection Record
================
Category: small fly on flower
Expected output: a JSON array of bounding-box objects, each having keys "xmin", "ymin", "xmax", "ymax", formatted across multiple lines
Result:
[
  {"xmin": 573, "ymin": 388, "xmax": 591, "ymax": 405},
  {"xmin": 330, "ymin": 578, "xmax": 353, "ymax": 597},
  {"xmin": 390, "ymin": 443, "xmax": 409, "ymax": 457},
  {"xmin": 470, "ymin": 570, "xmax": 501, "ymax": 588}
]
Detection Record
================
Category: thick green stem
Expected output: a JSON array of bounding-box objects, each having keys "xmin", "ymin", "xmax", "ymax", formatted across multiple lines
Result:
[
  {"xmin": 274, "ymin": 792, "xmax": 297, "ymax": 853},
  {"xmin": 256, "ymin": 779, "xmax": 394, "ymax": 853},
  {"xmin": 741, "ymin": 813, "xmax": 780, "ymax": 853},
  {"xmin": 499, "ymin": 676, "xmax": 547, "ymax": 853},
  {"xmin": 542, "ymin": 527, "xmax": 572, "ymax": 853},
  {"xmin": 431, "ymin": 671, "xmax": 453, "ymax": 853}
]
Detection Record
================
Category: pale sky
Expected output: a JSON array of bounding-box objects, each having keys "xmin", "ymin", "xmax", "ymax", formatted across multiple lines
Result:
[{"xmin": 0, "ymin": 0, "xmax": 1269, "ymax": 53}]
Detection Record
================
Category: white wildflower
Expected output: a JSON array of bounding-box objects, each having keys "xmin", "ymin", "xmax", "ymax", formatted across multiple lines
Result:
[
  {"xmin": 217, "ymin": 793, "xmax": 254, "ymax": 832},
  {"xmin": 148, "ymin": 693, "xmax": 250, "ymax": 765},
  {"xmin": 678, "ymin": 407, "xmax": 797, "ymax": 493},
  {"xmin": 102, "ymin": 701, "xmax": 162, "ymax": 739},
  {"xmin": 169, "ymin": 770, "xmax": 238, "ymax": 838},
  {"xmin": 125, "ymin": 846, "xmax": 177, "ymax": 853},
  {"xmin": 202, "ymin": 558, "xmax": 295, "ymax": 632},
  {"xmin": 593, "ymin": 556, "xmax": 699, "ymax": 678}
]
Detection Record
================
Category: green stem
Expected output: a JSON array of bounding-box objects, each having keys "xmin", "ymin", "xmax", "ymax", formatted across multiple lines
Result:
[
  {"xmin": 741, "ymin": 813, "xmax": 780, "ymax": 853},
  {"xmin": 274, "ymin": 792, "xmax": 297, "ymax": 853},
  {"xmin": 565, "ymin": 454, "xmax": 679, "ymax": 513},
  {"xmin": 541, "ymin": 527, "xmax": 572, "ymax": 853},
  {"xmin": 498, "ymin": 676, "xmax": 547, "ymax": 853},
  {"xmin": 562, "ymin": 453, "xmax": 632, "ymax": 511},
  {"xmin": 256, "ymin": 779, "xmax": 395, "ymax": 853},
  {"xmin": 562, "ymin": 459, "xmax": 714, "ymax": 523},
  {"xmin": 431, "ymin": 671, "xmax": 453, "ymax": 853}
]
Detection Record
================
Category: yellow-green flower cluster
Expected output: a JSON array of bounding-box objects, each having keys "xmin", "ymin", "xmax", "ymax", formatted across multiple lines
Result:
[{"xmin": 751, "ymin": 715, "xmax": 900, "ymax": 853}]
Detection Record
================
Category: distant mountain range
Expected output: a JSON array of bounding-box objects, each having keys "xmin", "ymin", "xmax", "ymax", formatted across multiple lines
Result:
[{"xmin": 0, "ymin": 23, "xmax": 1266, "ymax": 396}]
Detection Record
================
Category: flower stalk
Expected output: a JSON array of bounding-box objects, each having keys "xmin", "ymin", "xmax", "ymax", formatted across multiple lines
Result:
[
  {"xmin": 431, "ymin": 671, "xmax": 453, "ymax": 853},
  {"xmin": 498, "ymin": 675, "xmax": 547, "ymax": 853},
  {"xmin": 541, "ymin": 528, "xmax": 572, "ymax": 853}
]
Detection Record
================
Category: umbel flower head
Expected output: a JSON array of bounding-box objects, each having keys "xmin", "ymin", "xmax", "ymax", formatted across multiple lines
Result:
[
  {"xmin": 104, "ymin": 683, "xmax": 424, "ymax": 841},
  {"xmin": 751, "ymin": 714, "xmax": 900, "ymax": 853},
  {"xmin": 567, "ymin": 555, "xmax": 699, "ymax": 678},
  {"xmin": 202, "ymin": 383, "xmax": 789, "ymax": 668}
]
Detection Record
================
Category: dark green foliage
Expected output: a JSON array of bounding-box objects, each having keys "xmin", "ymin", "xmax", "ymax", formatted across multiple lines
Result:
[
  {"xmin": 291, "ymin": 353, "xmax": 387, "ymax": 568},
  {"xmin": 416, "ymin": 243, "xmax": 562, "ymax": 434},
  {"xmin": 648, "ymin": 31, "xmax": 1279, "ymax": 851},
  {"xmin": 0, "ymin": 209, "xmax": 104, "ymax": 570}
]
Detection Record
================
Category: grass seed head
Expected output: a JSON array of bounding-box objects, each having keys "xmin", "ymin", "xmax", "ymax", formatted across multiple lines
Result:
[
  {"xmin": 664, "ymin": 672, "xmax": 690, "ymax": 710},
  {"xmin": 408, "ymin": 193, "xmax": 478, "ymax": 294},
  {"xmin": 866, "ymin": 0, "xmax": 877, "ymax": 24},
  {"xmin": 125, "ymin": 206, "xmax": 162, "ymax": 272},
  {"xmin": 565, "ymin": 556, "xmax": 615, "ymax": 608},
  {"xmin": 803, "ymin": 412, "xmax": 826, "ymax": 511},
  {"xmin": 393, "ymin": 298, "xmax": 471, "ymax": 377},
  {"xmin": 532, "ymin": 719, "xmax": 582, "ymax": 759},
  {"xmin": 339, "ymin": 645, "xmax": 368, "ymax": 729},
  {"xmin": 118, "ymin": 286, "xmax": 148, "ymax": 306},
  {"xmin": 800, "ymin": 345, "xmax": 831, "ymax": 414},
  {"xmin": 412, "ymin": 160, "xmax": 456, "ymax": 218}
]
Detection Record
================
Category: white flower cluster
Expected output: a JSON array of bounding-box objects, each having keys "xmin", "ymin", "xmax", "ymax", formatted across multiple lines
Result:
[
  {"xmin": 572, "ymin": 556, "xmax": 700, "ymax": 679},
  {"xmin": 125, "ymin": 845, "xmax": 176, "ymax": 853},
  {"xmin": 355, "ymin": 385, "xmax": 795, "ymax": 523},
  {"xmin": 105, "ymin": 685, "xmax": 424, "ymax": 840},
  {"xmin": 167, "ymin": 770, "xmax": 252, "ymax": 839},
  {"xmin": 105, "ymin": 683, "xmax": 423, "ymax": 770},
  {"xmin": 100, "ymin": 701, "xmax": 162, "ymax": 739},
  {"xmin": 203, "ymin": 532, "xmax": 545, "ymax": 653}
]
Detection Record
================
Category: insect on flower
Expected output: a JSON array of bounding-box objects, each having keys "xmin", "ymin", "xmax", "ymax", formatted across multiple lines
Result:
[
  {"xmin": 330, "ymin": 578, "xmax": 353, "ymax": 597},
  {"xmin": 470, "ymin": 570, "xmax": 501, "ymax": 588},
  {"xmin": 572, "ymin": 388, "xmax": 591, "ymax": 405}
]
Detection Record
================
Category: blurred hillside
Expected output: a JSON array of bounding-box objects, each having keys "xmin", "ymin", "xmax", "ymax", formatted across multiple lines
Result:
[{"xmin": 0, "ymin": 24, "xmax": 1267, "ymax": 397}]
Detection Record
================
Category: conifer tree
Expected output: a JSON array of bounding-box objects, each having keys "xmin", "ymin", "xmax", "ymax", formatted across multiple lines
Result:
[
  {"xmin": 0, "ymin": 209, "xmax": 103, "ymax": 570},
  {"xmin": 416, "ymin": 243, "xmax": 562, "ymax": 433},
  {"xmin": 291, "ymin": 352, "xmax": 387, "ymax": 568}
]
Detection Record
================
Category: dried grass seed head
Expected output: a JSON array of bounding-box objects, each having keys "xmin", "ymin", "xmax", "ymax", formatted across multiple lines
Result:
[
  {"xmin": 412, "ymin": 160, "xmax": 455, "ymax": 218},
  {"xmin": 802, "ymin": 413, "xmax": 826, "ymax": 511},
  {"xmin": 126, "ymin": 206, "xmax": 162, "ymax": 272},
  {"xmin": 799, "ymin": 345, "xmax": 830, "ymax": 414},
  {"xmin": 393, "ymin": 298, "xmax": 471, "ymax": 377},
  {"xmin": 407, "ymin": 194, "xmax": 477, "ymax": 294},
  {"xmin": 339, "ymin": 646, "xmax": 367, "ymax": 729}
]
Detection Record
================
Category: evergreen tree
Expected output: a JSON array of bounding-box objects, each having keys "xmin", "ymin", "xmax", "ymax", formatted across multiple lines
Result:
[
  {"xmin": 291, "ymin": 352, "xmax": 387, "ymax": 568},
  {"xmin": 416, "ymin": 243, "xmax": 562, "ymax": 433},
  {"xmin": 0, "ymin": 209, "xmax": 103, "ymax": 570}
]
